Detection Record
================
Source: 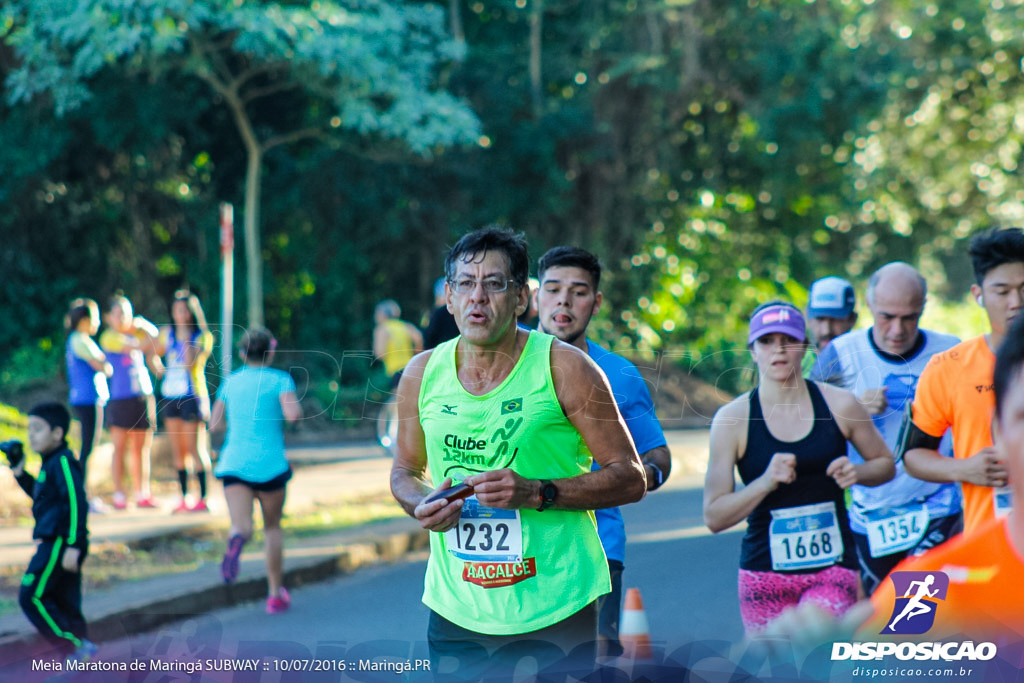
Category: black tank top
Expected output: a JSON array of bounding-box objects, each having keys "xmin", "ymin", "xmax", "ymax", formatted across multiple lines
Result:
[{"xmin": 736, "ymin": 380, "xmax": 857, "ymax": 572}]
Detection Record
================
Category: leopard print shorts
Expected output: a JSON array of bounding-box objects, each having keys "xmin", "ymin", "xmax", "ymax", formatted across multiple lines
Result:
[{"xmin": 738, "ymin": 566, "xmax": 858, "ymax": 633}]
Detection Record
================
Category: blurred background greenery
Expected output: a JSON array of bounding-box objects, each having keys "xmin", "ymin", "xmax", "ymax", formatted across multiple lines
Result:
[{"xmin": 0, "ymin": 0, "xmax": 1017, "ymax": 414}]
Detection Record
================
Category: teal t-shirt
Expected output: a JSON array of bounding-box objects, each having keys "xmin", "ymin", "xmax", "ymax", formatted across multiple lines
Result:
[{"xmin": 215, "ymin": 366, "xmax": 296, "ymax": 483}]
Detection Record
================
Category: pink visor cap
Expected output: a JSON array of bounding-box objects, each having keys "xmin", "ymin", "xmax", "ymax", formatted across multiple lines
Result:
[{"xmin": 748, "ymin": 304, "xmax": 807, "ymax": 345}]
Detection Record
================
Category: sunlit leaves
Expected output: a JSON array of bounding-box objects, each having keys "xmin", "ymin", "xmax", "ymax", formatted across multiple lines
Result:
[{"xmin": 2, "ymin": 0, "xmax": 480, "ymax": 152}]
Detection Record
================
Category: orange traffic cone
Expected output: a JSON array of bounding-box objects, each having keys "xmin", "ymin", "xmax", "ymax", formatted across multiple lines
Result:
[{"xmin": 619, "ymin": 587, "xmax": 653, "ymax": 659}]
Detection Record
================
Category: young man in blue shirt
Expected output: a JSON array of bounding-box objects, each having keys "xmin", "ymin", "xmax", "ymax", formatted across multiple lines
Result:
[{"xmin": 535, "ymin": 246, "xmax": 672, "ymax": 657}]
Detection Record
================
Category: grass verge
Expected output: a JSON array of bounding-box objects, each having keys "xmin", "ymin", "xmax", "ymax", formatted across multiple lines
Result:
[{"xmin": 0, "ymin": 495, "xmax": 406, "ymax": 617}]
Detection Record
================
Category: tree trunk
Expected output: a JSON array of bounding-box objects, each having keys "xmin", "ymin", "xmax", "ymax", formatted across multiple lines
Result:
[
  {"xmin": 529, "ymin": 0, "xmax": 544, "ymax": 117},
  {"xmin": 244, "ymin": 145, "xmax": 264, "ymax": 328},
  {"xmin": 219, "ymin": 81, "xmax": 267, "ymax": 330},
  {"xmin": 448, "ymin": 0, "xmax": 464, "ymax": 45},
  {"xmin": 126, "ymin": 191, "xmax": 159, "ymax": 315},
  {"xmin": 680, "ymin": 3, "xmax": 700, "ymax": 93}
]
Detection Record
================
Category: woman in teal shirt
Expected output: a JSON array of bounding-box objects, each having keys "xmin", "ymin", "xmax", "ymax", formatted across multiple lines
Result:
[{"xmin": 209, "ymin": 328, "xmax": 302, "ymax": 614}]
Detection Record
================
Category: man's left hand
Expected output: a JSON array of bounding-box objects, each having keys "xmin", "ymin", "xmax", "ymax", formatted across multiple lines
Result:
[{"xmin": 465, "ymin": 469, "xmax": 537, "ymax": 509}]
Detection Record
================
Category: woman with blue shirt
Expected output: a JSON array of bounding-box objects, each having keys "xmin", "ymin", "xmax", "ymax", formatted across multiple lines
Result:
[
  {"xmin": 65, "ymin": 298, "xmax": 111, "ymax": 483},
  {"xmin": 209, "ymin": 327, "xmax": 302, "ymax": 614}
]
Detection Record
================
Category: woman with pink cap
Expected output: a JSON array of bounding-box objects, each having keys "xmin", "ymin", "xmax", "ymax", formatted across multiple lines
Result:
[{"xmin": 702, "ymin": 300, "xmax": 894, "ymax": 633}]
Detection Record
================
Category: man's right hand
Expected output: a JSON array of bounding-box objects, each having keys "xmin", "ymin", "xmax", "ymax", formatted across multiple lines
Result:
[
  {"xmin": 959, "ymin": 447, "xmax": 1007, "ymax": 488},
  {"xmin": 760, "ymin": 452, "xmax": 797, "ymax": 492},
  {"xmin": 0, "ymin": 440, "xmax": 24, "ymax": 469},
  {"xmin": 858, "ymin": 388, "xmax": 888, "ymax": 416},
  {"xmin": 413, "ymin": 478, "xmax": 465, "ymax": 532}
]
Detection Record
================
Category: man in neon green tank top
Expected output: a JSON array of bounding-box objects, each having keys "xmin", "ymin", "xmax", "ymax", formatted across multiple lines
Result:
[{"xmin": 390, "ymin": 226, "xmax": 647, "ymax": 679}]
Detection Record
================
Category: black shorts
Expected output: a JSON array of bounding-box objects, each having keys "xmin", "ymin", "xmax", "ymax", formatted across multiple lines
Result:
[
  {"xmin": 218, "ymin": 468, "xmax": 293, "ymax": 493},
  {"xmin": 107, "ymin": 396, "xmax": 155, "ymax": 431},
  {"xmin": 596, "ymin": 559, "xmax": 625, "ymax": 655},
  {"xmin": 853, "ymin": 511, "xmax": 963, "ymax": 596},
  {"xmin": 427, "ymin": 601, "xmax": 597, "ymax": 679},
  {"xmin": 160, "ymin": 395, "xmax": 207, "ymax": 423}
]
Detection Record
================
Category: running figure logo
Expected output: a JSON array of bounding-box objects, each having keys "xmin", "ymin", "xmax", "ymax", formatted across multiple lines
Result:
[{"xmin": 883, "ymin": 571, "xmax": 949, "ymax": 635}]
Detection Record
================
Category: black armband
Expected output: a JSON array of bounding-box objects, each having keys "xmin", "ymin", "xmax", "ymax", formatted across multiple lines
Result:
[{"xmin": 894, "ymin": 402, "xmax": 942, "ymax": 461}]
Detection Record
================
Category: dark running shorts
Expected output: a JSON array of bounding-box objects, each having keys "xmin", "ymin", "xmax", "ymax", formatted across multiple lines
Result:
[
  {"xmin": 160, "ymin": 395, "xmax": 207, "ymax": 423},
  {"xmin": 107, "ymin": 395, "xmax": 155, "ymax": 431},
  {"xmin": 853, "ymin": 511, "xmax": 964, "ymax": 596},
  {"xmin": 218, "ymin": 468, "xmax": 293, "ymax": 493}
]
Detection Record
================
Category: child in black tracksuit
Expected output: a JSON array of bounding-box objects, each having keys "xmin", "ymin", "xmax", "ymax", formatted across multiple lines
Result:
[{"xmin": 1, "ymin": 402, "xmax": 94, "ymax": 660}]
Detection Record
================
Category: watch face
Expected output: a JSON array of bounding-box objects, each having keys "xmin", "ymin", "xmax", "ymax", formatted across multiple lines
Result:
[{"xmin": 542, "ymin": 483, "xmax": 557, "ymax": 501}]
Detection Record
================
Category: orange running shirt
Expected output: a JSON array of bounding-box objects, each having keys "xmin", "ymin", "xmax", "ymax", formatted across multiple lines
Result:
[
  {"xmin": 864, "ymin": 516, "xmax": 1024, "ymax": 639},
  {"xmin": 911, "ymin": 335, "xmax": 999, "ymax": 535}
]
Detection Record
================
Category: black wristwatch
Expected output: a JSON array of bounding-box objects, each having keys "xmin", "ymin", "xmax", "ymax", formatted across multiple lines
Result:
[
  {"xmin": 537, "ymin": 480, "xmax": 557, "ymax": 511},
  {"xmin": 646, "ymin": 463, "xmax": 665, "ymax": 491}
]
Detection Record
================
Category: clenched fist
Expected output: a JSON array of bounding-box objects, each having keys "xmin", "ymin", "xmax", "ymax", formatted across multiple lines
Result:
[
  {"xmin": 827, "ymin": 456, "xmax": 857, "ymax": 489},
  {"xmin": 760, "ymin": 452, "xmax": 797, "ymax": 492}
]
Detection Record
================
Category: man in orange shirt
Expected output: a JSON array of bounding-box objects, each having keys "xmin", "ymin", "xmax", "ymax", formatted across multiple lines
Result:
[
  {"xmin": 864, "ymin": 313, "xmax": 1024, "ymax": 639},
  {"xmin": 903, "ymin": 228, "xmax": 1024, "ymax": 535}
]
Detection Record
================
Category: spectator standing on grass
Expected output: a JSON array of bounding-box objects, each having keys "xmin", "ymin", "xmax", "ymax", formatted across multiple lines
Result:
[
  {"xmin": 99, "ymin": 294, "xmax": 159, "ymax": 510},
  {"xmin": 65, "ymin": 298, "xmax": 110, "ymax": 501},
  {"xmin": 156, "ymin": 290, "xmax": 215, "ymax": 513},
  {"xmin": 2, "ymin": 403, "xmax": 96, "ymax": 663}
]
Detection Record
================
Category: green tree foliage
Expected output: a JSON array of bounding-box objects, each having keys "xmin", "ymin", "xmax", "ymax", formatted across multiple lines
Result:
[
  {"xmin": 839, "ymin": 1, "xmax": 1024, "ymax": 291},
  {"xmin": 2, "ymin": 0, "xmax": 479, "ymax": 326},
  {"xmin": 0, "ymin": 0, "xmax": 1013, "ymax": 403}
]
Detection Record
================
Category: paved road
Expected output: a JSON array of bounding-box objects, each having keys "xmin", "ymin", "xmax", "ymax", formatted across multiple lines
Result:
[
  {"xmin": 4, "ymin": 430, "xmax": 746, "ymax": 682},
  {"xmin": 86, "ymin": 475, "xmax": 752, "ymax": 680}
]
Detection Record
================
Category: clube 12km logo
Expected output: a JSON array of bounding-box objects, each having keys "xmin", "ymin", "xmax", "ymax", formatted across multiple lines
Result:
[{"xmin": 831, "ymin": 571, "xmax": 997, "ymax": 662}]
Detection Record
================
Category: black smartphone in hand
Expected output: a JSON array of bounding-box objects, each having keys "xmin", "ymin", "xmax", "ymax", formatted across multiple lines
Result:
[{"xmin": 423, "ymin": 482, "xmax": 474, "ymax": 505}]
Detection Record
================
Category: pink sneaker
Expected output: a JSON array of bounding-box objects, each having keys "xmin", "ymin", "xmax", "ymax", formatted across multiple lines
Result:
[
  {"xmin": 111, "ymin": 492, "xmax": 127, "ymax": 511},
  {"xmin": 266, "ymin": 588, "xmax": 291, "ymax": 614},
  {"xmin": 172, "ymin": 498, "xmax": 190, "ymax": 514},
  {"xmin": 221, "ymin": 534, "xmax": 246, "ymax": 583},
  {"xmin": 135, "ymin": 495, "xmax": 158, "ymax": 509},
  {"xmin": 189, "ymin": 499, "xmax": 209, "ymax": 513}
]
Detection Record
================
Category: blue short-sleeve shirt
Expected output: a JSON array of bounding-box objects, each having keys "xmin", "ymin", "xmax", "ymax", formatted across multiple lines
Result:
[{"xmin": 587, "ymin": 340, "xmax": 667, "ymax": 563}]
